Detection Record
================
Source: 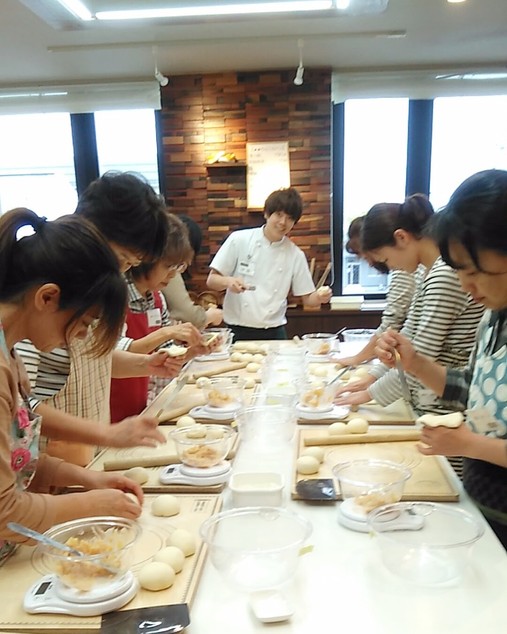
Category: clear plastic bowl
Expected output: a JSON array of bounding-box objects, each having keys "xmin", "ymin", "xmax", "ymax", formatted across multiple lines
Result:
[
  {"xmin": 170, "ymin": 424, "xmax": 235, "ymax": 468},
  {"xmin": 332, "ymin": 459, "xmax": 411, "ymax": 513},
  {"xmin": 37, "ymin": 516, "xmax": 141, "ymax": 592},
  {"xmin": 235, "ymin": 405, "xmax": 296, "ymax": 445},
  {"xmin": 199, "ymin": 507, "xmax": 312, "ymax": 591},
  {"xmin": 302, "ymin": 332, "xmax": 337, "ymax": 356},
  {"xmin": 341, "ymin": 329, "xmax": 376, "ymax": 343},
  {"xmin": 368, "ymin": 502, "xmax": 485, "ymax": 586},
  {"xmin": 299, "ymin": 379, "xmax": 341, "ymax": 411},
  {"xmin": 203, "ymin": 376, "xmax": 246, "ymax": 410},
  {"xmin": 202, "ymin": 327, "xmax": 233, "ymax": 352}
]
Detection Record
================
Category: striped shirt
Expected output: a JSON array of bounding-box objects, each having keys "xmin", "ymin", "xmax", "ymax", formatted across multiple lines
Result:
[
  {"xmin": 369, "ymin": 257, "xmax": 485, "ymax": 414},
  {"xmin": 377, "ymin": 269, "xmax": 417, "ymax": 334}
]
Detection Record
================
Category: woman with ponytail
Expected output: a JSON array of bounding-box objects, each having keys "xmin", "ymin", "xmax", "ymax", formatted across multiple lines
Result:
[
  {"xmin": 336, "ymin": 194, "xmax": 484, "ymax": 415},
  {"xmin": 0, "ymin": 208, "xmax": 143, "ymax": 565}
]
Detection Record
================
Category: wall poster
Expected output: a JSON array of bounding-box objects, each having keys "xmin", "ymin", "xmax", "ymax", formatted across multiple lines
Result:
[{"xmin": 246, "ymin": 141, "xmax": 290, "ymax": 209}]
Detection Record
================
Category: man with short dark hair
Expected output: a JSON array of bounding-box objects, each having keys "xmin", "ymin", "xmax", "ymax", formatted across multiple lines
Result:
[{"xmin": 207, "ymin": 187, "xmax": 332, "ymax": 340}]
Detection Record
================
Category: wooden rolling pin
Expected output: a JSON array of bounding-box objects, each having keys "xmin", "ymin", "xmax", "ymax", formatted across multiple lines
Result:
[
  {"xmin": 191, "ymin": 361, "xmax": 248, "ymax": 379},
  {"xmin": 103, "ymin": 454, "xmax": 179, "ymax": 471},
  {"xmin": 304, "ymin": 430, "xmax": 421, "ymax": 446},
  {"xmin": 157, "ymin": 400, "xmax": 206, "ymax": 422}
]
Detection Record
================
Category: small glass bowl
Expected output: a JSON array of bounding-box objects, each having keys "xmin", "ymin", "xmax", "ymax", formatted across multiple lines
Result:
[
  {"xmin": 37, "ymin": 516, "xmax": 141, "ymax": 592},
  {"xmin": 170, "ymin": 424, "xmax": 235, "ymax": 468},
  {"xmin": 302, "ymin": 333, "xmax": 337, "ymax": 356},
  {"xmin": 203, "ymin": 376, "xmax": 246, "ymax": 410},
  {"xmin": 202, "ymin": 327, "xmax": 233, "ymax": 352},
  {"xmin": 332, "ymin": 459, "xmax": 411, "ymax": 513},
  {"xmin": 299, "ymin": 379, "xmax": 340, "ymax": 411}
]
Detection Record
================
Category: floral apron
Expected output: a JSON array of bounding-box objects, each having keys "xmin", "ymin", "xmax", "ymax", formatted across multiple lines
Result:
[{"xmin": 0, "ymin": 325, "xmax": 42, "ymax": 565}]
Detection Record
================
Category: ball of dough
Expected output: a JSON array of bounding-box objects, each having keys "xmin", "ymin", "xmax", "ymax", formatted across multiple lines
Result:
[
  {"xmin": 246, "ymin": 362, "xmax": 260, "ymax": 373},
  {"xmin": 328, "ymin": 422, "xmax": 348, "ymax": 436},
  {"xmin": 351, "ymin": 367, "xmax": 370, "ymax": 379},
  {"xmin": 252, "ymin": 353, "xmax": 264, "ymax": 363},
  {"xmin": 317, "ymin": 285, "xmax": 331, "ymax": 297},
  {"xmin": 196, "ymin": 376, "xmax": 212, "ymax": 389},
  {"xmin": 230, "ymin": 351, "xmax": 243, "ymax": 362},
  {"xmin": 152, "ymin": 495, "xmax": 180, "ymax": 517},
  {"xmin": 185, "ymin": 424, "xmax": 207, "ymax": 439},
  {"xmin": 296, "ymin": 455, "xmax": 320, "ymax": 475},
  {"xmin": 167, "ymin": 528, "xmax": 196, "ymax": 556},
  {"xmin": 301, "ymin": 446, "xmax": 325, "ymax": 463},
  {"xmin": 125, "ymin": 491, "xmax": 142, "ymax": 506},
  {"xmin": 153, "ymin": 546, "xmax": 185, "ymax": 573},
  {"xmin": 243, "ymin": 342, "xmax": 258, "ymax": 353},
  {"xmin": 346, "ymin": 417, "xmax": 369, "ymax": 434},
  {"xmin": 176, "ymin": 415, "xmax": 197, "ymax": 428},
  {"xmin": 165, "ymin": 344, "xmax": 187, "ymax": 357},
  {"xmin": 311, "ymin": 366, "xmax": 328, "ymax": 377},
  {"xmin": 124, "ymin": 466, "xmax": 149, "ymax": 485},
  {"xmin": 241, "ymin": 352, "xmax": 254, "ymax": 363},
  {"xmin": 244, "ymin": 377, "xmax": 256, "ymax": 389},
  {"xmin": 138, "ymin": 561, "xmax": 175, "ymax": 591},
  {"xmin": 207, "ymin": 426, "xmax": 225, "ymax": 440}
]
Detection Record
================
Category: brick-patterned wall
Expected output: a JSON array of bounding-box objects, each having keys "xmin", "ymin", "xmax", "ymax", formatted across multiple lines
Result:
[{"xmin": 159, "ymin": 68, "xmax": 332, "ymax": 298}]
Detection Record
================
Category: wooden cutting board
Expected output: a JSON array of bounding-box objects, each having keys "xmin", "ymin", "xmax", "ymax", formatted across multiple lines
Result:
[
  {"xmin": 297, "ymin": 399, "xmax": 415, "ymax": 426},
  {"xmin": 291, "ymin": 428, "xmax": 459, "ymax": 501},
  {"xmin": 88, "ymin": 427, "xmax": 239, "ymax": 493},
  {"xmin": 0, "ymin": 494, "xmax": 221, "ymax": 633}
]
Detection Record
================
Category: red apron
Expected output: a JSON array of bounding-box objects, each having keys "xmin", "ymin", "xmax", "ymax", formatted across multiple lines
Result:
[{"xmin": 110, "ymin": 292, "xmax": 163, "ymax": 423}]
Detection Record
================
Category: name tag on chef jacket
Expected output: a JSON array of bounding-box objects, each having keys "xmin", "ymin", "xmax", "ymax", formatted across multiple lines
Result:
[
  {"xmin": 466, "ymin": 407, "xmax": 503, "ymax": 435},
  {"xmin": 238, "ymin": 260, "xmax": 255, "ymax": 276},
  {"xmin": 147, "ymin": 308, "xmax": 162, "ymax": 327}
]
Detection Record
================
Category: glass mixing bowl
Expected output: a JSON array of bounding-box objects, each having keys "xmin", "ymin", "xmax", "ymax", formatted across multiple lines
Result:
[
  {"xmin": 199, "ymin": 507, "xmax": 312, "ymax": 591},
  {"xmin": 368, "ymin": 502, "xmax": 485, "ymax": 586},
  {"xmin": 170, "ymin": 424, "xmax": 235, "ymax": 468},
  {"xmin": 37, "ymin": 516, "xmax": 141, "ymax": 592},
  {"xmin": 302, "ymin": 332, "xmax": 337, "ymax": 356},
  {"xmin": 203, "ymin": 376, "xmax": 246, "ymax": 410}
]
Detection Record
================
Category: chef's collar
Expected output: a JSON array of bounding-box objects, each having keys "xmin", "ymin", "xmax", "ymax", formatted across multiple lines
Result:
[{"xmin": 261, "ymin": 224, "xmax": 286, "ymax": 246}]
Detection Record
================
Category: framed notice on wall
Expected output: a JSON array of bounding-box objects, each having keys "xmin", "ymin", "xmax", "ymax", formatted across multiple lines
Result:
[{"xmin": 246, "ymin": 141, "xmax": 290, "ymax": 209}]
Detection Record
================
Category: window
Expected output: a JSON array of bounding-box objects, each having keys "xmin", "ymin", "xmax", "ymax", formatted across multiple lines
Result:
[
  {"xmin": 341, "ymin": 98, "xmax": 409, "ymax": 295},
  {"xmin": 0, "ymin": 113, "xmax": 77, "ymax": 219},
  {"xmin": 430, "ymin": 95, "xmax": 507, "ymax": 210},
  {"xmin": 94, "ymin": 109, "xmax": 160, "ymax": 192}
]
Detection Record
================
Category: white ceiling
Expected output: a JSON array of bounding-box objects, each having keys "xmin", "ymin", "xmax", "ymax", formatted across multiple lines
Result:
[{"xmin": 1, "ymin": 0, "xmax": 507, "ymax": 88}]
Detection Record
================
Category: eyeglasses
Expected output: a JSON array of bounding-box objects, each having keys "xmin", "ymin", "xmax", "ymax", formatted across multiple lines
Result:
[{"xmin": 167, "ymin": 262, "xmax": 188, "ymax": 273}]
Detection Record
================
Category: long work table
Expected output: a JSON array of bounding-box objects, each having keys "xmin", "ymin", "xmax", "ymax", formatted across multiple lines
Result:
[{"xmin": 1, "ymin": 341, "xmax": 506, "ymax": 634}]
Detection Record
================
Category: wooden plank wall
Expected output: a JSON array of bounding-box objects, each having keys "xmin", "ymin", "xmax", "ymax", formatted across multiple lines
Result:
[{"xmin": 158, "ymin": 68, "xmax": 332, "ymax": 297}]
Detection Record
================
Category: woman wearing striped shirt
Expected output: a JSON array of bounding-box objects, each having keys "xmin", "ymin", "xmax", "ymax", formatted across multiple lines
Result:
[{"xmin": 336, "ymin": 194, "xmax": 484, "ymax": 415}]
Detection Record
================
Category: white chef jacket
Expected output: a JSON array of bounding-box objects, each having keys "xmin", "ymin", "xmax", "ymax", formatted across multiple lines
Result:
[{"xmin": 209, "ymin": 226, "xmax": 315, "ymax": 328}]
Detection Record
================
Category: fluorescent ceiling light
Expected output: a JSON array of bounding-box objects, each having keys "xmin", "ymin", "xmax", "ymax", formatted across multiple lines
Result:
[
  {"xmin": 436, "ymin": 72, "xmax": 507, "ymax": 81},
  {"xmin": 95, "ymin": 2, "xmax": 333, "ymax": 20},
  {"xmin": 55, "ymin": 0, "xmax": 94, "ymax": 20},
  {"xmin": 0, "ymin": 91, "xmax": 68, "ymax": 99}
]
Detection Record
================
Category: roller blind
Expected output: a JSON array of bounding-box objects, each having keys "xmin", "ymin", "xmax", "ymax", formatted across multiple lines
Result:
[{"xmin": 0, "ymin": 81, "xmax": 161, "ymax": 115}]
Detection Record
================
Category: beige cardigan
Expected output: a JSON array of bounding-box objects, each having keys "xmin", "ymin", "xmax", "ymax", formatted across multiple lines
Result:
[{"xmin": 161, "ymin": 273, "xmax": 207, "ymax": 329}]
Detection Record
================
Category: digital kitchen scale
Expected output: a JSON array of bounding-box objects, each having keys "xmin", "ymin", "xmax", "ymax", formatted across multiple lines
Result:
[
  {"xmin": 338, "ymin": 499, "xmax": 425, "ymax": 533},
  {"xmin": 24, "ymin": 571, "xmax": 139, "ymax": 616},
  {"xmin": 160, "ymin": 461, "xmax": 232, "ymax": 486}
]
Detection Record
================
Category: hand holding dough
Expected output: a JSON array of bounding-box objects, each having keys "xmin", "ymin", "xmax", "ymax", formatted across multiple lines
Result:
[{"xmin": 417, "ymin": 412, "xmax": 464, "ymax": 428}]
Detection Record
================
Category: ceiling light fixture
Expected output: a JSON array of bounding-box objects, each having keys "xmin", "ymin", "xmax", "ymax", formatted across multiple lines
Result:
[
  {"xmin": 294, "ymin": 39, "xmax": 305, "ymax": 86},
  {"xmin": 95, "ymin": 2, "xmax": 333, "ymax": 20},
  {"xmin": 54, "ymin": 0, "xmax": 94, "ymax": 20}
]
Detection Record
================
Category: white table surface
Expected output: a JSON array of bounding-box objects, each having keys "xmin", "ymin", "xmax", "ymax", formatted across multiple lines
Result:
[{"xmin": 186, "ymin": 341, "xmax": 507, "ymax": 634}]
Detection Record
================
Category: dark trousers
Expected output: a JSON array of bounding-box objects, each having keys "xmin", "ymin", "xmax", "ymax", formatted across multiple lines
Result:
[{"xmin": 227, "ymin": 324, "xmax": 288, "ymax": 341}]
